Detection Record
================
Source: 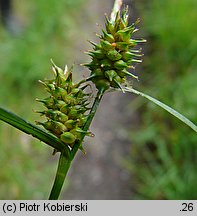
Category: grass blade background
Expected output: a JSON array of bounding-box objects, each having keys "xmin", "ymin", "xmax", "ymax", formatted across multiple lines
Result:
[{"xmin": 125, "ymin": 87, "xmax": 197, "ymax": 133}]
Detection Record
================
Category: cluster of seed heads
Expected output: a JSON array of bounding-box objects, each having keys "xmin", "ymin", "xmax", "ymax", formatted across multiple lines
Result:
[
  {"xmin": 84, "ymin": 9, "xmax": 146, "ymax": 92},
  {"xmin": 36, "ymin": 9, "xmax": 145, "ymax": 152},
  {"xmin": 36, "ymin": 61, "xmax": 92, "ymax": 150}
]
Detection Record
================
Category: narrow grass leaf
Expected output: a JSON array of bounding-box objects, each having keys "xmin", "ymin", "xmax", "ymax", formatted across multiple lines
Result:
[
  {"xmin": 125, "ymin": 87, "xmax": 197, "ymax": 133},
  {"xmin": 0, "ymin": 107, "xmax": 70, "ymax": 154}
]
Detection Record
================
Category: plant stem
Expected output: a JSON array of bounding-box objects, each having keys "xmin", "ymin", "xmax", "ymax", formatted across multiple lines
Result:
[
  {"xmin": 49, "ymin": 150, "xmax": 71, "ymax": 200},
  {"xmin": 48, "ymin": 90, "xmax": 104, "ymax": 199},
  {"xmin": 70, "ymin": 90, "xmax": 104, "ymax": 160},
  {"xmin": 111, "ymin": 0, "xmax": 123, "ymax": 22}
]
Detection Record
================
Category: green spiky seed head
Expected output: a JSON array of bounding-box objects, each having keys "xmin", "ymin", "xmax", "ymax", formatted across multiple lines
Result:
[
  {"xmin": 84, "ymin": 8, "xmax": 145, "ymax": 92},
  {"xmin": 106, "ymin": 50, "xmax": 122, "ymax": 61},
  {"xmin": 36, "ymin": 60, "xmax": 92, "ymax": 150}
]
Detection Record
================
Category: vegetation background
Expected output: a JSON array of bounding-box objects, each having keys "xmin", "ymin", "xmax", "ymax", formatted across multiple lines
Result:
[
  {"xmin": 0, "ymin": 0, "xmax": 196, "ymax": 199},
  {"xmin": 126, "ymin": 0, "xmax": 197, "ymax": 199}
]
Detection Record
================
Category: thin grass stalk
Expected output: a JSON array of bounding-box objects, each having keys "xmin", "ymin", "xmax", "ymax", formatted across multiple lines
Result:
[
  {"xmin": 48, "ymin": 90, "xmax": 104, "ymax": 199},
  {"xmin": 49, "ymin": 150, "xmax": 71, "ymax": 200},
  {"xmin": 110, "ymin": 0, "xmax": 123, "ymax": 22}
]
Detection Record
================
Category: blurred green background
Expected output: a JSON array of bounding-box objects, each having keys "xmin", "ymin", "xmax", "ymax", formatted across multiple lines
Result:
[
  {"xmin": 0, "ymin": 0, "xmax": 196, "ymax": 199},
  {"xmin": 0, "ymin": 0, "xmax": 87, "ymax": 199},
  {"xmin": 126, "ymin": 0, "xmax": 197, "ymax": 199}
]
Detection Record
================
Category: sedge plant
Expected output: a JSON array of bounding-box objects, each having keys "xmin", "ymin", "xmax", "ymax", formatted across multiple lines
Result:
[{"xmin": 0, "ymin": 0, "xmax": 197, "ymax": 199}]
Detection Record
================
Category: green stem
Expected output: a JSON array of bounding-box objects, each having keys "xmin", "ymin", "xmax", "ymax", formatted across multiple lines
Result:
[
  {"xmin": 49, "ymin": 150, "xmax": 71, "ymax": 200},
  {"xmin": 70, "ymin": 90, "xmax": 104, "ymax": 160},
  {"xmin": 110, "ymin": 0, "xmax": 123, "ymax": 22},
  {"xmin": 48, "ymin": 90, "xmax": 104, "ymax": 199},
  {"xmin": 0, "ymin": 107, "xmax": 70, "ymax": 154}
]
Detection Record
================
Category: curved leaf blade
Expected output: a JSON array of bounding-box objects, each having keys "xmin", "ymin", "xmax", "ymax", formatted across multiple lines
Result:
[
  {"xmin": 125, "ymin": 87, "xmax": 197, "ymax": 133},
  {"xmin": 0, "ymin": 107, "xmax": 70, "ymax": 155}
]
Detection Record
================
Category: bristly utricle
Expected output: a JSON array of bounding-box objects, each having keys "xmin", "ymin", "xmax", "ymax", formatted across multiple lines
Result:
[
  {"xmin": 84, "ymin": 8, "xmax": 146, "ymax": 92},
  {"xmin": 36, "ymin": 60, "xmax": 92, "ymax": 151}
]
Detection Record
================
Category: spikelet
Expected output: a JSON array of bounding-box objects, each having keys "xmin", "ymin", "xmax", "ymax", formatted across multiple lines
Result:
[
  {"xmin": 85, "ymin": 8, "xmax": 146, "ymax": 92},
  {"xmin": 36, "ymin": 60, "xmax": 91, "ymax": 150}
]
